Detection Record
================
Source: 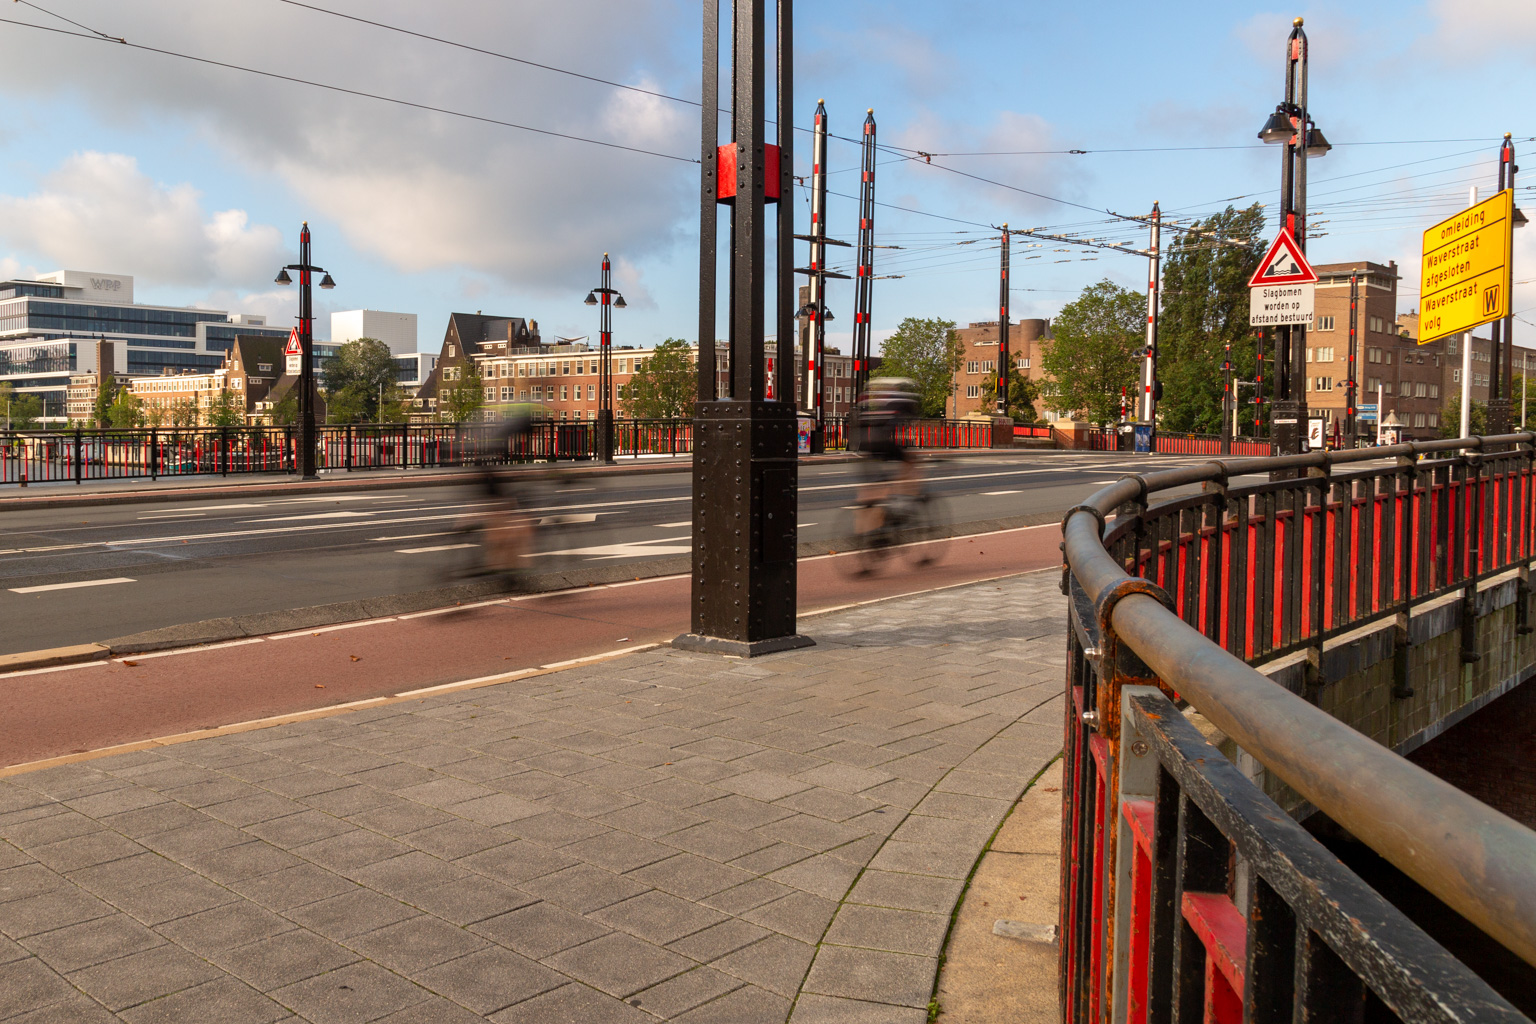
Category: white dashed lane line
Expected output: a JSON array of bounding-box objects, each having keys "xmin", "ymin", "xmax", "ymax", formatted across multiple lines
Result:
[{"xmin": 9, "ymin": 577, "xmax": 136, "ymax": 594}]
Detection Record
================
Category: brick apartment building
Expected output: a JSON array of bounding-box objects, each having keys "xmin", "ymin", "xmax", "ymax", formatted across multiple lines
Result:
[
  {"xmin": 121, "ymin": 335, "xmax": 320, "ymax": 426},
  {"xmin": 419, "ymin": 309, "xmax": 862, "ymax": 422},
  {"xmin": 65, "ymin": 340, "xmax": 130, "ymax": 423},
  {"xmin": 1305, "ymin": 261, "xmax": 1445, "ymax": 440},
  {"xmin": 948, "ymin": 318, "xmax": 1050, "ymax": 419}
]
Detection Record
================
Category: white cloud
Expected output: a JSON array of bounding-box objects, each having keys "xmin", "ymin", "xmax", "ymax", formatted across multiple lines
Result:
[
  {"xmin": 1428, "ymin": 0, "xmax": 1536, "ymax": 53},
  {"xmin": 0, "ymin": 152, "xmax": 285, "ymax": 288},
  {"xmin": 0, "ymin": 1, "xmax": 697, "ymax": 290}
]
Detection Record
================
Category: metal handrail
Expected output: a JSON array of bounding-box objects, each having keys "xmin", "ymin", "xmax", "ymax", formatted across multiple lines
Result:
[{"xmin": 1062, "ymin": 430, "xmax": 1536, "ymax": 969}]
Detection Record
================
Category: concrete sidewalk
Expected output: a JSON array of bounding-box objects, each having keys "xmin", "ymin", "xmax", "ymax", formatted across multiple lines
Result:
[{"xmin": 0, "ymin": 570, "xmax": 1066, "ymax": 1023}]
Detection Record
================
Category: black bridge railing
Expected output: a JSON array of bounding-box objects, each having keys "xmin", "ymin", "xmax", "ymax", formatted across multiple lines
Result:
[
  {"xmin": 0, "ymin": 415, "xmax": 1016, "ymax": 486},
  {"xmin": 1059, "ymin": 434, "xmax": 1536, "ymax": 1023}
]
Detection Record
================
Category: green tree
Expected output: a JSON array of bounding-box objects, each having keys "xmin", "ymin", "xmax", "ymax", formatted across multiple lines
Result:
[
  {"xmin": 878, "ymin": 317, "xmax": 963, "ymax": 417},
  {"xmin": 1156, "ymin": 204, "xmax": 1267, "ymax": 433},
  {"xmin": 620, "ymin": 339, "xmax": 697, "ymax": 418},
  {"xmin": 270, "ymin": 391, "xmax": 299, "ymax": 426},
  {"xmin": 93, "ymin": 377, "xmax": 118, "ymax": 427},
  {"xmin": 1439, "ymin": 394, "xmax": 1487, "ymax": 438},
  {"xmin": 108, "ymin": 390, "xmax": 144, "ymax": 428},
  {"xmin": 980, "ymin": 352, "xmax": 1041, "ymax": 422},
  {"xmin": 440, "ymin": 362, "xmax": 485, "ymax": 422},
  {"xmin": 1041, "ymin": 280, "xmax": 1145, "ymax": 426},
  {"xmin": 168, "ymin": 398, "xmax": 199, "ymax": 428},
  {"xmin": 208, "ymin": 388, "xmax": 244, "ymax": 427},
  {"xmin": 324, "ymin": 337, "xmax": 399, "ymax": 423},
  {"xmin": 0, "ymin": 383, "xmax": 43, "ymax": 430}
]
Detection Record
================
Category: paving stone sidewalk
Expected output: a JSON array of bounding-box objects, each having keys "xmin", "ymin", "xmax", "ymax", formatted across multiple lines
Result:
[{"xmin": 0, "ymin": 569, "xmax": 1067, "ymax": 1023}]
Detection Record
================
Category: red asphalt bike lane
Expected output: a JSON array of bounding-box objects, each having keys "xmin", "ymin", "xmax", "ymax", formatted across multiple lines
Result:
[{"xmin": 0, "ymin": 526, "xmax": 1062, "ymax": 768}]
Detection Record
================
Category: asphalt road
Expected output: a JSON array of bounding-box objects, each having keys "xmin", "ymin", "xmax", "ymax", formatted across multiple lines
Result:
[{"xmin": 0, "ymin": 452, "xmax": 1208, "ymax": 655}]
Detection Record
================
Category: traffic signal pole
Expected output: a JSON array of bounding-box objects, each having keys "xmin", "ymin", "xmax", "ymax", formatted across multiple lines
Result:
[
  {"xmin": 852, "ymin": 110, "xmax": 877, "ymax": 399},
  {"xmin": 1140, "ymin": 202, "xmax": 1161, "ymax": 442},
  {"xmin": 997, "ymin": 225, "xmax": 1010, "ymax": 416},
  {"xmin": 1487, "ymin": 134, "xmax": 1518, "ymax": 439}
]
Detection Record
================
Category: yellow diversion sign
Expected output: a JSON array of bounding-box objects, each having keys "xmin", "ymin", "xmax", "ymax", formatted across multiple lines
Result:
[{"xmin": 1419, "ymin": 188, "xmax": 1513, "ymax": 344}]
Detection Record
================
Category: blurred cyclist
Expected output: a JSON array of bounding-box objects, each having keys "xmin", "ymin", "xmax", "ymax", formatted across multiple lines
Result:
[
  {"xmin": 851, "ymin": 378, "xmax": 922, "ymax": 536},
  {"xmin": 466, "ymin": 407, "xmax": 541, "ymax": 581}
]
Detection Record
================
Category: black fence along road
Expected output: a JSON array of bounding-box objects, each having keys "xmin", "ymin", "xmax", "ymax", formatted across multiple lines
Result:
[{"xmin": 0, "ymin": 418, "xmax": 1017, "ymax": 487}]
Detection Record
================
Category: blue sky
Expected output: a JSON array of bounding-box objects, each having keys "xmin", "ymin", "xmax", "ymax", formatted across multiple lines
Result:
[{"xmin": 0, "ymin": 0, "xmax": 1531, "ymax": 354}]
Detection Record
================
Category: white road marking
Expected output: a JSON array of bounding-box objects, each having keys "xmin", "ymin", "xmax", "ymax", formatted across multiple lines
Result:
[
  {"xmin": 0, "ymin": 659, "xmax": 111, "ymax": 680},
  {"xmin": 244, "ymin": 511, "xmax": 380, "ymax": 523},
  {"xmin": 136, "ymin": 511, "xmax": 208, "ymax": 520},
  {"xmin": 372, "ymin": 531, "xmax": 456, "ymax": 542},
  {"xmin": 9, "ymin": 577, "xmax": 136, "ymax": 594},
  {"xmin": 269, "ymin": 619, "xmax": 396, "ymax": 640},
  {"xmin": 396, "ymin": 543, "xmax": 477, "ymax": 554},
  {"xmin": 0, "ymin": 543, "xmax": 97, "ymax": 555},
  {"xmin": 655, "ymin": 521, "xmax": 693, "ymax": 528},
  {"xmin": 113, "ymin": 638, "xmax": 265, "ymax": 661},
  {"xmin": 983, "ymin": 490, "xmax": 1022, "ymax": 496},
  {"xmin": 535, "ymin": 536, "xmax": 692, "ymax": 559}
]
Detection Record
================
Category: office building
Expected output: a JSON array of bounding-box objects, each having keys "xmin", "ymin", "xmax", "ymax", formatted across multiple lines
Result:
[
  {"xmin": 331, "ymin": 309, "xmax": 418, "ymax": 356},
  {"xmin": 0, "ymin": 270, "xmax": 289, "ymax": 421}
]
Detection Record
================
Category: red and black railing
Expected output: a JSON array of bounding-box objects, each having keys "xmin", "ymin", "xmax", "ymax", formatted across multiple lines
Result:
[{"xmin": 1060, "ymin": 434, "xmax": 1536, "ymax": 1023}]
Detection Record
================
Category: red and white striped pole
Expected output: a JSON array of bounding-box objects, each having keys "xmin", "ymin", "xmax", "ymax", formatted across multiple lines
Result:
[
  {"xmin": 852, "ymin": 109, "xmax": 877, "ymax": 400},
  {"xmin": 1140, "ymin": 202, "xmax": 1161, "ymax": 436},
  {"xmin": 998, "ymin": 224, "xmax": 1010, "ymax": 416}
]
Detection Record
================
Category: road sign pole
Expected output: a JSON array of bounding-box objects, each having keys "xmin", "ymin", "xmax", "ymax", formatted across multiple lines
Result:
[
  {"xmin": 1487, "ymin": 135, "xmax": 1519, "ymax": 439},
  {"xmin": 1346, "ymin": 272, "xmax": 1358, "ymax": 447}
]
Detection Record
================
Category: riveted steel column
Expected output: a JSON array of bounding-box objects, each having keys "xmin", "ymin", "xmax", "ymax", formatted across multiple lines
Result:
[{"xmin": 677, "ymin": 0, "xmax": 809, "ymax": 657}]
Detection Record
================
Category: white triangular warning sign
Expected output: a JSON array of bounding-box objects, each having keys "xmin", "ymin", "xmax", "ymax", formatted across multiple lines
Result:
[
  {"xmin": 285, "ymin": 328, "xmax": 302, "ymax": 355},
  {"xmin": 1249, "ymin": 226, "xmax": 1317, "ymax": 286}
]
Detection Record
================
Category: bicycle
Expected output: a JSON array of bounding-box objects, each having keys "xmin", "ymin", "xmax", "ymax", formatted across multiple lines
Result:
[{"xmin": 841, "ymin": 480, "xmax": 947, "ymax": 577}]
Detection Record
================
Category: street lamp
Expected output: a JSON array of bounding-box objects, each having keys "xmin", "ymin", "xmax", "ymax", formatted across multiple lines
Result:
[
  {"xmin": 1257, "ymin": 16, "xmax": 1328, "ymax": 459},
  {"xmin": 585, "ymin": 253, "xmax": 624, "ymax": 463},
  {"xmin": 274, "ymin": 222, "xmax": 335, "ymax": 479}
]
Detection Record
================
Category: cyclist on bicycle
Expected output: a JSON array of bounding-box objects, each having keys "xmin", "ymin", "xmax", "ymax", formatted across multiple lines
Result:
[
  {"xmin": 851, "ymin": 378, "xmax": 922, "ymax": 537},
  {"xmin": 469, "ymin": 407, "xmax": 539, "ymax": 581}
]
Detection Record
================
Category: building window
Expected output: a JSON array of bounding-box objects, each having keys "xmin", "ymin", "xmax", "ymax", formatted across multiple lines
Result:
[
  {"xmin": 1368, "ymin": 316, "xmax": 1385, "ymax": 333},
  {"xmin": 966, "ymin": 361, "xmax": 978, "ymax": 374},
  {"xmin": 1429, "ymin": 384, "xmax": 1439, "ymax": 399},
  {"xmin": 1453, "ymin": 369, "xmax": 1461, "ymax": 384},
  {"xmin": 587, "ymin": 384, "xmax": 595, "ymax": 400},
  {"xmin": 446, "ymin": 344, "xmax": 455, "ymax": 356},
  {"xmin": 965, "ymin": 385, "xmax": 980, "ymax": 398},
  {"xmin": 1367, "ymin": 348, "xmax": 1380, "ymax": 363},
  {"xmin": 1415, "ymin": 382, "xmax": 1427, "ymax": 398},
  {"xmin": 560, "ymin": 385, "xmax": 569, "ymax": 400},
  {"xmin": 981, "ymin": 360, "xmax": 996, "ymax": 373},
  {"xmin": 1021, "ymin": 358, "xmax": 1030, "ymax": 369},
  {"xmin": 1414, "ymin": 413, "xmax": 1426, "ymax": 428},
  {"xmin": 484, "ymin": 386, "xmax": 495, "ymax": 401},
  {"xmin": 1316, "ymin": 315, "xmax": 1335, "ymax": 331},
  {"xmin": 1383, "ymin": 381, "xmax": 1393, "ymax": 395},
  {"xmin": 1429, "ymin": 414, "xmax": 1439, "ymax": 427}
]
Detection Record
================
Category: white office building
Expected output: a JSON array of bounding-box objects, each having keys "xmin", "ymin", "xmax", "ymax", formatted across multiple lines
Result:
[
  {"xmin": 0, "ymin": 269, "xmax": 288, "ymax": 421},
  {"xmin": 331, "ymin": 309, "xmax": 418, "ymax": 356}
]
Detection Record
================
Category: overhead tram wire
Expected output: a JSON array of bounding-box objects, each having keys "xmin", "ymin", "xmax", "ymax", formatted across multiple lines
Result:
[{"xmin": 0, "ymin": 15, "xmax": 698, "ymax": 164}]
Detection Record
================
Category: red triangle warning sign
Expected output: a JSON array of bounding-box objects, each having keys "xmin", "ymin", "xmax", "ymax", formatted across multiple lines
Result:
[
  {"xmin": 1249, "ymin": 226, "xmax": 1317, "ymax": 286},
  {"xmin": 284, "ymin": 328, "xmax": 302, "ymax": 355}
]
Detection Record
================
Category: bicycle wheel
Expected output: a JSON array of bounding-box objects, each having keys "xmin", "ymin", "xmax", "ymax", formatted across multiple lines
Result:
[
  {"xmin": 834, "ymin": 501, "xmax": 892, "ymax": 578},
  {"xmin": 899, "ymin": 492, "xmax": 948, "ymax": 569}
]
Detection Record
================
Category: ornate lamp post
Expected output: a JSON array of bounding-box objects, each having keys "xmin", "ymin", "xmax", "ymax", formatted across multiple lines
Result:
[
  {"xmin": 1257, "ymin": 17, "xmax": 1330, "ymax": 457},
  {"xmin": 274, "ymin": 222, "xmax": 335, "ymax": 479},
  {"xmin": 584, "ymin": 254, "xmax": 625, "ymax": 462}
]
